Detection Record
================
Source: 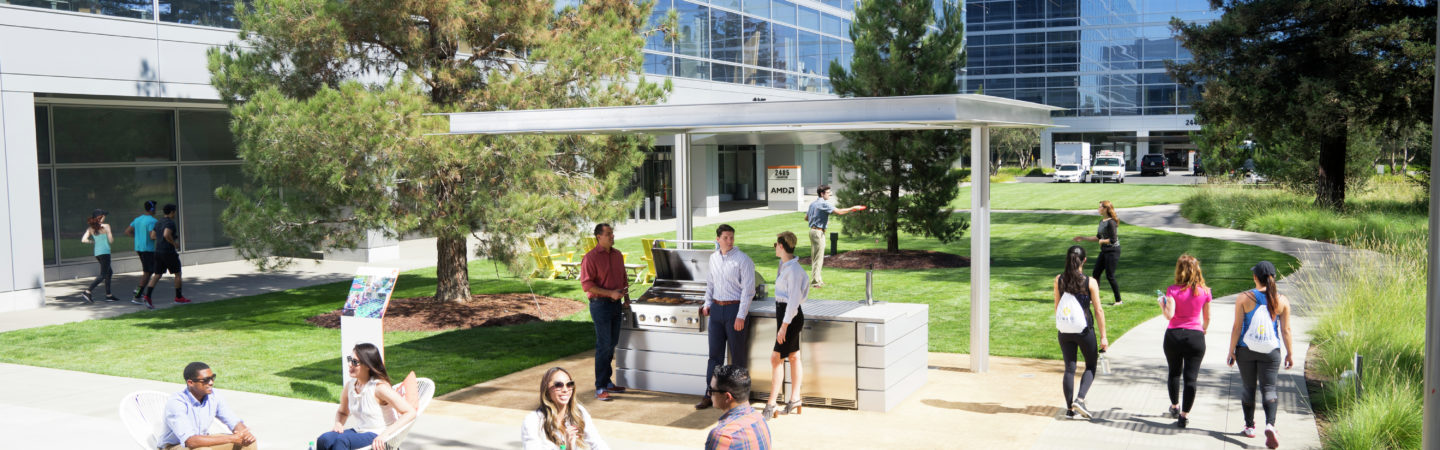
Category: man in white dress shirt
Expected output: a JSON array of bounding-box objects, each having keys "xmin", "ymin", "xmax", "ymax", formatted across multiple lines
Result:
[{"xmin": 695, "ymin": 224, "xmax": 756, "ymax": 410}]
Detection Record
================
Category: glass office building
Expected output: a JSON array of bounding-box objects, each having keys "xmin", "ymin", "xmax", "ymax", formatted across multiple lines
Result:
[{"xmin": 962, "ymin": 0, "xmax": 1220, "ymax": 168}]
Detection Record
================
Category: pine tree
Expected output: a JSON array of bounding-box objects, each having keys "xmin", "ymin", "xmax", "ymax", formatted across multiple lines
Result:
[
  {"xmin": 208, "ymin": 0, "xmax": 668, "ymax": 302},
  {"xmin": 829, "ymin": 1, "xmax": 967, "ymax": 252},
  {"xmin": 1169, "ymin": 0, "xmax": 1434, "ymax": 210}
]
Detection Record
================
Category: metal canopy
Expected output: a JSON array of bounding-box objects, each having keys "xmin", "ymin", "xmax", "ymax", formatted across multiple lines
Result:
[
  {"xmin": 437, "ymin": 93, "xmax": 1060, "ymax": 374},
  {"xmin": 437, "ymin": 94, "xmax": 1062, "ymax": 136}
]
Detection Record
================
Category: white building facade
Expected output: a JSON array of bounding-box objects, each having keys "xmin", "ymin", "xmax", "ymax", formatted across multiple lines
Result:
[{"xmin": 0, "ymin": 0, "xmax": 955, "ymax": 312}]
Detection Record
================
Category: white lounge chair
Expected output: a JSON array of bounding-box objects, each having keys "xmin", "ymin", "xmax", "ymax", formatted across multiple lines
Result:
[
  {"xmin": 118, "ymin": 390, "xmax": 229, "ymax": 450},
  {"xmin": 357, "ymin": 377, "xmax": 434, "ymax": 450}
]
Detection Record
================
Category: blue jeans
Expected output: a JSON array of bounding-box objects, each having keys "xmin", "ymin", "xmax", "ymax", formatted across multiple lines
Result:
[
  {"xmin": 591, "ymin": 298, "xmax": 623, "ymax": 390},
  {"xmin": 317, "ymin": 429, "xmax": 378, "ymax": 450},
  {"xmin": 705, "ymin": 302, "xmax": 749, "ymax": 393}
]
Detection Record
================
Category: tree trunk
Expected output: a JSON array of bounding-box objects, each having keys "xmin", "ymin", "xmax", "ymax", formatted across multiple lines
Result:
[
  {"xmin": 1315, "ymin": 127, "xmax": 1348, "ymax": 211},
  {"xmin": 435, "ymin": 235, "xmax": 470, "ymax": 303}
]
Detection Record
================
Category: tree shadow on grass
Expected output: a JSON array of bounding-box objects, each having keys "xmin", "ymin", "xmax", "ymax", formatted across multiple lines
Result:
[{"xmin": 129, "ymin": 273, "xmax": 582, "ymax": 332}]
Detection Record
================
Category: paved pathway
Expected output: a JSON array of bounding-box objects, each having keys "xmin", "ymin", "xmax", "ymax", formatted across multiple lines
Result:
[
  {"xmin": 1031, "ymin": 204, "xmax": 1354, "ymax": 449},
  {"xmin": 0, "ymin": 203, "xmax": 805, "ymax": 449},
  {"xmin": 0, "ymin": 202, "xmax": 1352, "ymax": 449},
  {"xmin": 1, "ymin": 202, "xmax": 806, "ymax": 334}
]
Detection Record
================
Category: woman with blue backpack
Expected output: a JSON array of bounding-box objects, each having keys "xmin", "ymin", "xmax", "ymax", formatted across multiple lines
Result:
[
  {"xmin": 1226, "ymin": 261, "xmax": 1293, "ymax": 449},
  {"xmin": 1053, "ymin": 245, "xmax": 1108, "ymax": 420}
]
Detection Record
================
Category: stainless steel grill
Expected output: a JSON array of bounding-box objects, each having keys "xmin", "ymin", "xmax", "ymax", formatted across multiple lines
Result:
[{"xmin": 628, "ymin": 240, "xmax": 764, "ymax": 333}]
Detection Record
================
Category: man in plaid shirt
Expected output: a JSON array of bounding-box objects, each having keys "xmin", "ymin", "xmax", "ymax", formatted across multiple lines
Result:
[{"xmin": 705, "ymin": 365, "xmax": 772, "ymax": 450}]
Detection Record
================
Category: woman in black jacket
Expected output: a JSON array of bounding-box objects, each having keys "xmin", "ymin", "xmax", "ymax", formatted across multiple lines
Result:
[{"xmin": 1074, "ymin": 200, "xmax": 1122, "ymax": 306}]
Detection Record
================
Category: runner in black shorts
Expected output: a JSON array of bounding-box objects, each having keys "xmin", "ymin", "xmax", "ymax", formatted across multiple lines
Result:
[
  {"xmin": 125, "ymin": 200, "xmax": 159, "ymax": 305},
  {"xmin": 144, "ymin": 204, "xmax": 190, "ymax": 306}
]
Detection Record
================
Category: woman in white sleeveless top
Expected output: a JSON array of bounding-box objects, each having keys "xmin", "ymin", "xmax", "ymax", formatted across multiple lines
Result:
[{"xmin": 317, "ymin": 343, "xmax": 416, "ymax": 450}]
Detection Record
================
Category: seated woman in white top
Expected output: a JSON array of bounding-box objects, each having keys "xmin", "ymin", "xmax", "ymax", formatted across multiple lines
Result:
[
  {"xmin": 316, "ymin": 343, "xmax": 417, "ymax": 450},
  {"xmin": 521, "ymin": 367, "xmax": 609, "ymax": 450}
]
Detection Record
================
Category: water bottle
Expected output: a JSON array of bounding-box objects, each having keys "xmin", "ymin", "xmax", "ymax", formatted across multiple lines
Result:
[
  {"xmin": 308, "ymin": 441, "xmax": 316, "ymax": 450},
  {"xmin": 1098, "ymin": 352, "xmax": 1112, "ymax": 375},
  {"xmin": 1156, "ymin": 289, "xmax": 1166, "ymax": 308}
]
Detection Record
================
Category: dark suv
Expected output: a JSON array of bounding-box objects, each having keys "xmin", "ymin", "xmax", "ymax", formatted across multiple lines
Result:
[{"xmin": 1140, "ymin": 154, "xmax": 1169, "ymax": 176}]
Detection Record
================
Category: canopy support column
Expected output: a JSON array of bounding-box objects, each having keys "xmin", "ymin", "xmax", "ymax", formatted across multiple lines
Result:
[
  {"xmin": 970, "ymin": 125, "xmax": 992, "ymax": 373},
  {"xmin": 674, "ymin": 133, "xmax": 693, "ymax": 246},
  {"xmin": 1422, "ymin": 14, "xmax": 1439, "ymax": 446}
]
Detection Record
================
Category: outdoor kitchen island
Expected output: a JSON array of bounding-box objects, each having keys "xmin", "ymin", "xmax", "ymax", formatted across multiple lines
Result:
[{"xmin": 615, "ymin": 297, "xmax": 928, "ymax": 413}]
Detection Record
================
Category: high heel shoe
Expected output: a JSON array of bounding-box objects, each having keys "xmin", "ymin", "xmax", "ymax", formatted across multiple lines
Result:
[
  {"xmin": 762, "ymin": 403, "xmax": 778, "ymax": 420},
  {"xmin": 782, "ymin": 400, "xmax": 803, "ymax": 415}
]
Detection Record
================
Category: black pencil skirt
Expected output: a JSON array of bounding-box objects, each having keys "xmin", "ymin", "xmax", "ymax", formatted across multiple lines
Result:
[{"xmin": 773, "ymin": 302, "xmax": 805, "ymax": 358}]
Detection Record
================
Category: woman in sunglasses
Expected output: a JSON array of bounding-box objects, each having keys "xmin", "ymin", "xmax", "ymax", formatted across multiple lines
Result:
[
  {"xmin": 316, "ymin": 343, "xmax": 416, "ymax": 450},
  {"xmin": 522, "ymin": 367, "xmax": 609, "ymax": 450}
]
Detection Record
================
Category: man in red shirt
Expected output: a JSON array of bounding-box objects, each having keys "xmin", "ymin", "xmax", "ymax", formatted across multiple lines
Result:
[{"xmin": 580, "ymin": 223, "xmax": 629, "ymax": 401}]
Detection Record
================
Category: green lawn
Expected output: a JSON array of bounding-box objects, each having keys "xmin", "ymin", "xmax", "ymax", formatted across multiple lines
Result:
[
  {"xmin": 0, "ymin": 268, "xmax": 595, "ymax": 402},
  {"xmin": 950, "ymin": 183, "xmax": 1197, "ymax": 210},
  {"xmin": 610, "ymin": 211, "xmax": 1295, "ymax": 359},
  {"xmin": 0, "ymin": 211, "xmax": 1295, "ymax": 401}
]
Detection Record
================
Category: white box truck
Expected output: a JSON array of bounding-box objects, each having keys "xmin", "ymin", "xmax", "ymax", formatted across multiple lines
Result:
[{"xmin": 1052, "ymin": 142, "xmax": 1091, "ymax": 183}]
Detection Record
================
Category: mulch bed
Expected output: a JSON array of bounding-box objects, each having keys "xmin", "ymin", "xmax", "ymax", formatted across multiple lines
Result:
[
  {"xmin": 799, "ymin": 248, "xmax": 970, "ymax": 270},
  {"xmin": 306, "ymin": 293, "xmax": 585, "ymax": 332}
]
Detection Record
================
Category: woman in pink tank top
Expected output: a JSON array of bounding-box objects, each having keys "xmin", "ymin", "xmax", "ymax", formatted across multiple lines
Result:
[{"xmin": 1159, "ymin": 254, "xmax": 1211, "ymax": 428}]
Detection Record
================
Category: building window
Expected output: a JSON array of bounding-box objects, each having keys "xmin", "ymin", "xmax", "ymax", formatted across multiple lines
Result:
[
  {"xmin": 53, "ymin": 107, "xmax": 175, "ymax": 163},
  {"xmin": 35, "ymin": 103, "xmax": 243, "ymax": 266}
]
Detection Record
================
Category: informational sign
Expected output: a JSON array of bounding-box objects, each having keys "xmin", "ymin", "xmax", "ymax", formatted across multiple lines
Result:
[
  {"xmin": 340, "ymin": 267, "xmax": 400, "ymax": 384},
  {"xmin": 767, "ymin": 165, "xmax": 803, "ymax": 211}
]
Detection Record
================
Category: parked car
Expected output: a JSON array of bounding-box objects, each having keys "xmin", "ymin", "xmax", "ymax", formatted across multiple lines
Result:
[
  {"xmin": 1052, "ymin": 164, "xmax": 1088, "ymax": 183},
  {"xmin": 1140, "ymin": 154, "xmax": 1169, "ymax": 176}
]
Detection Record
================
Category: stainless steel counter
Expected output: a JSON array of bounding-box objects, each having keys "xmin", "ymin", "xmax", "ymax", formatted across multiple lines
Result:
[{"xmin": 617, "ymin": 298, "xmax": 928, "ymax": 412}]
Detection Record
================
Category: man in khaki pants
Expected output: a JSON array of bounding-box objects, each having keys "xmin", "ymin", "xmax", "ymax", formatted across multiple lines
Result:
[{"xmin": 805, "ymin": 185, "xmax": 864, "ymax": 288}]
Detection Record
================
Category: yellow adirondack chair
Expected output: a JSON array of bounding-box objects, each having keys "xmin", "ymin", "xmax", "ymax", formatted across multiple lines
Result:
[
  {"xmin": 637, "ymin": 238, "xmax": 667, "ymax": 284},
  {"xmin": 528, "ymin": 237, "xmax": 574, "ymax": 280}
]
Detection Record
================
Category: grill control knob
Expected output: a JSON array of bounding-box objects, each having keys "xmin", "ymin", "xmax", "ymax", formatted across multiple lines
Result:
[
  {"xmin": 669, "ymin": 316, "xmax": 678, "ymax": 324},
  {"xmin": 638, "ymin": 314, "xmax": 647, "ymax": 322},
  {"xmin": 687, "ymin": 317, "xmax": 695, "ymax": 325}
]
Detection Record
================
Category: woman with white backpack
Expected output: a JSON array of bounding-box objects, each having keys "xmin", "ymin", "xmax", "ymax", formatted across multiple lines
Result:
[
  {"xmin": 1226, "ymin": 261, "xmax": 1293, "ymax": 449},
  {"xmin": 1053, "ymin": 245, "xmax": 1108, "ymax": 420}
]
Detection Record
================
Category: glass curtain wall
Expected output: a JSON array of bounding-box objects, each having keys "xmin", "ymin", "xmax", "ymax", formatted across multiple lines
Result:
[
  {"xmin": 643, "ymin": 0, "xmax": 875, "ymax": 94},
  {"xmin": 964, "ymin": 0, "xmax": 1217, "ymax": 117},
  {"xmin": 34, "ymin": 104, "xmax": 244, "ymax": 265},
  {"xmin": 3, "ymin": 0, "xmax": 237, "ymax": 27}
]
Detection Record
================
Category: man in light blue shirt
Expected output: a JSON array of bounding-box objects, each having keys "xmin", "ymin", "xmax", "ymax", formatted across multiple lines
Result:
[
  {"xmin": 805, "ymin": 185, "xmax": 863, "ymax": 288},
  {"xmin": 159, "ymin": 362, "xmax": 257, "ymax": 450},
  {"xmin": 696, "ymin": 224, "xmax": 756, "ymax": 410}
]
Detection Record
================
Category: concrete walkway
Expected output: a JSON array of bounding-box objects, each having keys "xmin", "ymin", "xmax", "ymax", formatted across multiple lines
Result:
[
  {"xmin": 0, "ymin": 202, "xmax": 1347, "ymax": 449},
  {"xmin": 1032, "ymin": 204, "xmax": 1347, "ymax": 449},
  {"xmin": 1, "ymin": 202, "xmax": 807, "ymax": 334}
]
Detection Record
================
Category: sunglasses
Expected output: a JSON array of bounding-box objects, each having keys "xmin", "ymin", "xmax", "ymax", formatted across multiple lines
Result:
[
  {"xmin": 346, "ymin": 356, "xmax": 360, "ymax": 367},
  {"xmin": 549, "ymin": 380, "xmax": 576, "ymax": 390},
  {"xmin": 188, "ymin": 375, "xmax": 217, "ymax": 384}
]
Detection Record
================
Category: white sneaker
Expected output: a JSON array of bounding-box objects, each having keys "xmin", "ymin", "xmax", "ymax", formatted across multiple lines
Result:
[
  {"xmin": 1242, "ymin": 426, "xmax": 1256, "ymax": 438},
  {"xmin": 1265, "ymin": 424, "xmax": 1279, "ymax": 448},
  {"xmin": 1071, "ymin": 398, "xmax": 1093, "ymax": 419}
]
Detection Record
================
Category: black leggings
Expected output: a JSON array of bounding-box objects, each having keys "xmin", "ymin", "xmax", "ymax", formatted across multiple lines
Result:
[
  {"xmin": 1058, "ymin": 328, "xmax": 1099, "ymax": 408},
  {"xmin": 1237, "ymin": 346, "xmax": 1281, "ymax": 427},
  {"xmin": 1093, "ymin": 249, "xmax": 1120, "ymax": 303},
  {"xmin": 87, "ymin": 254, "xmax": 113, "ymax": 295},
  {"xmin": 1163, "ymin": 328, "xmax": 1206, "ymax": 412}
]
